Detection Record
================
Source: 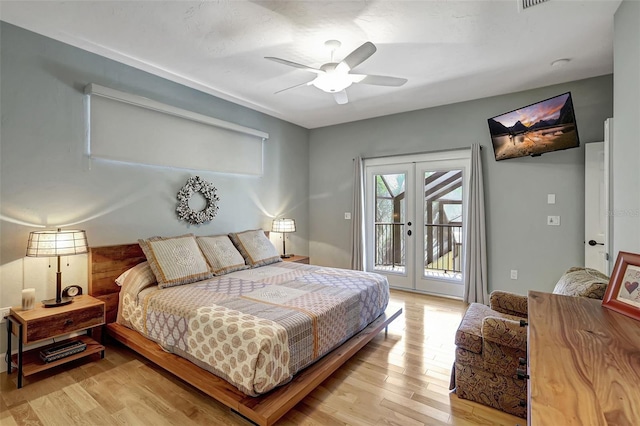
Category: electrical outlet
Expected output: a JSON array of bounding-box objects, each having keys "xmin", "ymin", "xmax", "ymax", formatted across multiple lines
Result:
[
  {"xmin": 510, "ymin": 270, "xmax": 518, "ymax": 280},
  {"xmin": 344, "ymin": 212, "xmax": 352, "ymax": 220},
  {"xmin": 0, "ymin": 307, "xmax": 11, "ymax": 323},
  {"xmin": 547, "ymin": 215, "xmax": 560, "ymax": 226}
]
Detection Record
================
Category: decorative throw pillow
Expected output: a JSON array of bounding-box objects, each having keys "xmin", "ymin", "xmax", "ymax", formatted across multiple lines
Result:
[
  {"xmin": 138, "ymin": 234, "xmax": 213, "ymax": 289},
  {"xmin": 115, "ymin": 261, "xmax": 157, "ymax": 297},
  {"xmin": 228, "ymin": 229, "xmax": 282, "ymax": 267},
  {"xmin": 552, "ymin": 267, "xmax": 610, "ymax": 299},
  {"xmin": 196, "ymin": 235, "xmax": 249, "ymax": 275}
]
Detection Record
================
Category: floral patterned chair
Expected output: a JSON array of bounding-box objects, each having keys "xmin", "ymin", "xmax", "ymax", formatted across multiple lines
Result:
[
  {"xmin": 450, "ymin": 291, "xmax": 529, "ymax": 417},
  {"xmin": 450, "ymin": 267, "xmax": 609, "ymax": 418}
]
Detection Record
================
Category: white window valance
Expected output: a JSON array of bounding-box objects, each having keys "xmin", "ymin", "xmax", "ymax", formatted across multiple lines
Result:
[{"xmin": 85, "ymin": 84, "xmax": 269, "ymax": 176}]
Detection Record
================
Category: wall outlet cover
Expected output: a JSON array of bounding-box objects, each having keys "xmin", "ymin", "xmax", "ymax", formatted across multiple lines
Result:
[
  {"xmin": 547, "ymin": 215, "xmax": 561, "ymax": 226},
  {"xmin": 344, "ymin": 212, "xmax": 352, "ymax": 220},
  {"xmin": 510, "ymin": 270, "xmax": 518, "ymax": 279},
  {"xmin": 0, "ymin": 307, "xmax": 10, "ymax": 323}
]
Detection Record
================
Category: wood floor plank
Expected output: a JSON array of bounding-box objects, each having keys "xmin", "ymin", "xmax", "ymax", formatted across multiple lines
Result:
[
  {"xmin": 8, "ymin": 402, "xmax": 42, "ymax": 426},
  {"xmin": 62, "ymin": 383, "xmax": 100, "ymax": 413},
  {"xmin": 379, "ymin": 397, "xmax": 450, "ymax": 425},
  {"xmin": 29, "ymin": 391, "xmax": 83, "ymax": 426},
  {"xmin": 82, "ymin": 407, "xmax": 118, "ymax": 426},
  {"xmin": 2, "ymin": 290, "xmax": 523, "ymax": 425}
]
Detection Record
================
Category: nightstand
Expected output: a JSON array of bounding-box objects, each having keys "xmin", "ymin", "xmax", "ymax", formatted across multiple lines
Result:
[
  {"xmin": 6, "ymin": 294, "xmax": 105, "ymax": 388},
  {"xmin": 283, "ymin": 255, "xmax": 310, "ymax": 264}
]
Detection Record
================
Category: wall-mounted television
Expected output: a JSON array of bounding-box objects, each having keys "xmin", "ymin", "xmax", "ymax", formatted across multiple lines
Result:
[{"xmin": 488, "ymin": 92, "xmax": 580, "ymax": 161}]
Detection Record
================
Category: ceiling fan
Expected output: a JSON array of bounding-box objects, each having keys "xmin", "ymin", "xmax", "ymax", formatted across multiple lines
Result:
[{"xmin": 265, "ymin": 40, "xmax": 408, "ymax": 105}]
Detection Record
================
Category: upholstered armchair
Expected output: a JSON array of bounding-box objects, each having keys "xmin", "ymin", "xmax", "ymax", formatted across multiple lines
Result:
[{"xmin": 450, "ymin": 291, "xmax": 529, "ymax": 418}]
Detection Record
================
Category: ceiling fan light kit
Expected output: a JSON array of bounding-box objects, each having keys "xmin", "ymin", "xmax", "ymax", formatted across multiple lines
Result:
[
  {"xmin": 266, "ymin": 40, "xmax": 407, "ymax": 104},
  {"xmin": 311, "ymin": 64, "xmax": 354, "ymax": 93}
]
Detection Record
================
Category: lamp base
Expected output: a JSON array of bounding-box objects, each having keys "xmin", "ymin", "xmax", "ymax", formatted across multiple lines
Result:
[
  {"xmin": 281, "ymin": 254, "xmax": 292, "ymax": 259},
  {"xmin": 42, "ymin": 297, "xmax": 73, "ymax": 308}
]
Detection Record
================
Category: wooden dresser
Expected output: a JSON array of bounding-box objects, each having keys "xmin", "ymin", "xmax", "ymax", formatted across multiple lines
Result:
[{"xmin": 527, "ymin": 291, "xmax": 640, "ymax": 425}]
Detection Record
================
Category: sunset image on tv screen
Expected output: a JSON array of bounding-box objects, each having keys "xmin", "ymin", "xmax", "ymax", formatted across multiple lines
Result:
[{"xmin": 488, "ymin": 93, "xmax": 579, "ymax": 160}]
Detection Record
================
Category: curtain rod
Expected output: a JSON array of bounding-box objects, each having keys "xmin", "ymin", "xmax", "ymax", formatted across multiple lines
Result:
[{"xmin": 355, "ymin": 145, "xmax": 481, "ymax": 161}]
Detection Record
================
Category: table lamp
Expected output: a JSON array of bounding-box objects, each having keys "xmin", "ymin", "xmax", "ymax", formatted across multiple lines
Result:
[
  {"xmin": 26, "ymin": 228, "xmax": 88, "ymax": 307},
  {"xmin": 271, "ymin": 218, "xmax": 296, "ymax": 258}
]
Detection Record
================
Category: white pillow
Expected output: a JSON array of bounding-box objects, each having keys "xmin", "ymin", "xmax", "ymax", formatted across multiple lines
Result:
[{"xmin": 115, "ymin": 261, "xmax": 157, "ymax": 294}]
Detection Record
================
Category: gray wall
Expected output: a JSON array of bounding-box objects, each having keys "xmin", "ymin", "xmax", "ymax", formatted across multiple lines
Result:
[
  {"xmin": 0, "ymin": 23, "xmax": 309, "ymax": 333},
  {"xmin": 309, "ymin": 75, "xmax": 613, "ymax": 296},
  {"xmin": 612, "ymin": 0, "xmax": 640, "ymax": 256}
]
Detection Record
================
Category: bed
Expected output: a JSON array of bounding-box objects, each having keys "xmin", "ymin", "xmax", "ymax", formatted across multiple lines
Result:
[{"xmin": 88, "ymin": 241, "xmax": 402, "ymax": 426}]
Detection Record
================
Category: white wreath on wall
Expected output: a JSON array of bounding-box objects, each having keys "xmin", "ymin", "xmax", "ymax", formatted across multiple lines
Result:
[{"xmin": 176, "ymin": 176, "xmax": 220, "ymax": 225}]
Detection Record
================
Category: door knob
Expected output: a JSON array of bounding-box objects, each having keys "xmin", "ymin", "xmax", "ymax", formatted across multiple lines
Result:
[
  {"xmin": 588, "ymin": 240, "xmax": 604, "ymax": 246},
  {"xmin": 407, "ymin": 230, "xmax": 412, "ymax": 236},
  {"xmin": 407, "ymin": 221, "xmax": 412, "ymax": 226}
]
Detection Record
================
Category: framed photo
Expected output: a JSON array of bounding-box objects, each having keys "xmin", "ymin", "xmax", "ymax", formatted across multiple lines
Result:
[{"xmin": 602, "ymin": 251, "xmax": 640, "ymax": 321}]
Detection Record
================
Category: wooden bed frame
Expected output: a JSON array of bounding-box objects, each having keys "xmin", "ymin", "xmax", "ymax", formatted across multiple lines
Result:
[{"xmin": 88, "ymin": 244, "xmax": 402, "ymax": 426}]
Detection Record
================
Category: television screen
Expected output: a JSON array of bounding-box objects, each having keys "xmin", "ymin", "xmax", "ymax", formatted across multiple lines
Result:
[{"xmin": 488, "ymin": 92, "xmax": 580, "ymax": 161}]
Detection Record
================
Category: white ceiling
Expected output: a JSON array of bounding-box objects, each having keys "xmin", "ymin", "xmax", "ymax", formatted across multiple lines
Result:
[{"xmin": 0, "ymin": 0, "xmax": 621, "ymax": 129}]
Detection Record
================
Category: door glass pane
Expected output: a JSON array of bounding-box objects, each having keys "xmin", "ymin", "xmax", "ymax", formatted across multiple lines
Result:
[
  {"xmin": 374, "ymin": 173, "xmax": 405, "ymax": 274},
  {"xmin": 423, "ymin": 170, "xmax": 463, "ymax": 281}
]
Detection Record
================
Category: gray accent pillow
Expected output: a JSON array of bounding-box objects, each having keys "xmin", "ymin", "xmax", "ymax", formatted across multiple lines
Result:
[
  {"xmin": 138, "ymin": 234, "xmax": 213, "ymax": 289},
  {"xmin": 228, "ymin": 229, "xmax": 282, "ymax": 267},
  {"xmin": 196, "ymin": 235, "xmax": 249, "ymax": 275}
]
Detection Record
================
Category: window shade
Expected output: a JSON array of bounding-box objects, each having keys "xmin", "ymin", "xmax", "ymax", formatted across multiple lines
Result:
[{"xmin": 85, "ymin": 84, "xmax": 269, "ymax": 176}]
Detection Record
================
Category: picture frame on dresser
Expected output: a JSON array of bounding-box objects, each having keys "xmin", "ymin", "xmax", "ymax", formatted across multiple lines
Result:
[{"xmin": 602, "ymin": 251, "xmax": 640, "ymax": 321}]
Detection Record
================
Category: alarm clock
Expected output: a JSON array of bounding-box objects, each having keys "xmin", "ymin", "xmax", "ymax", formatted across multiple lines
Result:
[{"xmin": 62, "ymin": 285, "xmax": 83, "ymax": 298}]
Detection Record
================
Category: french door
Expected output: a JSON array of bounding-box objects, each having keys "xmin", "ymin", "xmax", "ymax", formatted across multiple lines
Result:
[{"xmin": 364, "ymin": 152, "xmax": 469, "ymax": 298}]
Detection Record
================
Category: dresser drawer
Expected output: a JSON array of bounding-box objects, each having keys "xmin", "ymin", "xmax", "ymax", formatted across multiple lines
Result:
[{"xmin": 24, "ymin": 304, "xmax": 105, "ymax": 343}]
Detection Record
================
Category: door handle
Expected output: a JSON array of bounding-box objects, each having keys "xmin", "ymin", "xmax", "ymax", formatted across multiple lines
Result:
[
  {"xmin": 407, "ymin": 230, "xmax": 412, "ymax": 236},
  {"xmin": 588, "ymin": 240, "xmax": 604, "ymax": 246}
]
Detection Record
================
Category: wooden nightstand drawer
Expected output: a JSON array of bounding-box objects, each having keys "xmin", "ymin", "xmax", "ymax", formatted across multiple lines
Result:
[
  {"xmin": 11, "ymin": 295, "xmax": 106, "ymax": 344},
  {"xmin": 25, "ymin": 304, "xmax": 104, "ymax": 343}
]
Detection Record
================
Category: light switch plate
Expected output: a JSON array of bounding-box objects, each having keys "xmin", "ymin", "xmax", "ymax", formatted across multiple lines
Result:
[
  {"xmin": 547, "ymin": 215, "xmax": 560, "ymax": 226},
  {"xmin": 547, "ymin": 194, "xmax": 556, "ymax": 204}
]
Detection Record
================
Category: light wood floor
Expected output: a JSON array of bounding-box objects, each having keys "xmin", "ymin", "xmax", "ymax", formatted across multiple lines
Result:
[{"xmin": 1, "ymin": 290, "xmax": 523, "ymax": 426}]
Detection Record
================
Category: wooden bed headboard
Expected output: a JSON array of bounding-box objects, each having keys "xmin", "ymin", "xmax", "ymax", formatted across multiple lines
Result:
[{"xmin": 89, "ymin": 244, "xmax": 146, "ymax": 323}]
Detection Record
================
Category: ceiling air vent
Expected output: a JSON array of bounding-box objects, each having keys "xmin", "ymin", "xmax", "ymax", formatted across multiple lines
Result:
[{"xmin": 519, "ymin": 0, "xmax": 549, "ymax": 11}]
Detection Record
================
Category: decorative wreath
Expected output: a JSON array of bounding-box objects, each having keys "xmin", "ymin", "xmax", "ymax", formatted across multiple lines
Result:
[{"xmin": 176, "ymin": 176, "xmax": 220, "ymax": 225}]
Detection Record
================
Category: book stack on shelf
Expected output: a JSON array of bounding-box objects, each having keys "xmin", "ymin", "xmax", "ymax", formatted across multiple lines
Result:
[{"xmin": 39, "ymin": 340, "xmax": 87, "ymax": 363}]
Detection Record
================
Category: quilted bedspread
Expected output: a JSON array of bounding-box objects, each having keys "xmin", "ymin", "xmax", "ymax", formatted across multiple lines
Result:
[{"xmin": 117, "ymin": 261, "xmax": 389, "ymax": 396}]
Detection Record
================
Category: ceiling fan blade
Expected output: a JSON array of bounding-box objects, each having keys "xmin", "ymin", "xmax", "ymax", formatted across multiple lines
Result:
[
  {"xmin": 352, "ymin": 74, "xmax": 408, "ymax": 87},
  {"xmin": 274, "ymin": 80, "xmax": 313, "ymax": 94},
  {"xmin": 265, "ymin": 57, "xmax": 324, "ymax": 74},
  {"xmin": 333, "ymin": 90, "xmax": 349, "ymax": 105},
  {"xmin": 338, "ymin": 42, "xmax": 377, "ymax": 71}
]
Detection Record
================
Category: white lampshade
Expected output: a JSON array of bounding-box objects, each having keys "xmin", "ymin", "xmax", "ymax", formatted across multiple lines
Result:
[
  {"xmin": 26, "ymin": 229, "xmax": 88, "ymax": 257},
  {"xmin": 271, "ymin": 218, "xmax": 296, "ymax": 233}
]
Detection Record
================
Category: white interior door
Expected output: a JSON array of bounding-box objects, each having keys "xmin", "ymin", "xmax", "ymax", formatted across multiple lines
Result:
[{"xmin": 584, "ymin": 121, "xmax": 611, "ymax": 274}]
